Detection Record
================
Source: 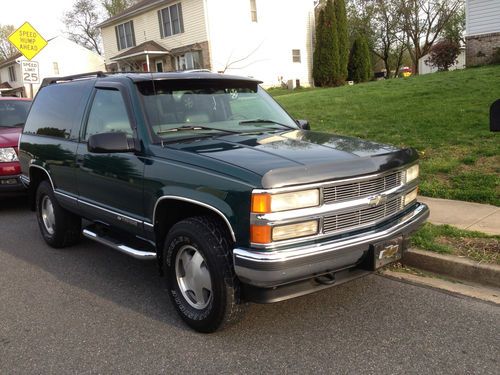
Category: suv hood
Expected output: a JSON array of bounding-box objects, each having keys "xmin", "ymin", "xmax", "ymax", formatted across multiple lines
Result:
[
  {"xmin": 0, "ymin": 127, "xmax": 22, "ymax": 148},
  {"xmin": 167, "ymin": 130, "xmax": 418, "ymax": 188}
]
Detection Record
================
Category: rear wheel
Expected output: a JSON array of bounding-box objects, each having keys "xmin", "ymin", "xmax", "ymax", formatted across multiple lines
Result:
[
  {"xmin": 163, "ymin": 216, "xmax": 243, "ymax": 333},
  {"xmin": 35, "ymin": 180, "xmax": 81, "ymax": 248}
]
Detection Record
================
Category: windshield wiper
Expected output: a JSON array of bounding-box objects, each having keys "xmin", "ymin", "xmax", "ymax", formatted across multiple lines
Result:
[
  {"xmin": 238, "ymin": 119, "xmax": 295, "ymax": 130},
  {"xmin": 156, "ymin": 125, "xmax": 239, "ymax": 135}
]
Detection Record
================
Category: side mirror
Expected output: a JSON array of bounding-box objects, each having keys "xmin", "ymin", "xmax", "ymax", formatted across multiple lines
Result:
[
  {"xmin": 490, "ymin": 99, "xmax": 500, "ymax": 132},
  {"xmin": 87, "ymin": 132, "xmax": 135, "ymax": 153},
  {"xmin": 296, "ymin": 119, "xmax": 311, "ymax": 130}
]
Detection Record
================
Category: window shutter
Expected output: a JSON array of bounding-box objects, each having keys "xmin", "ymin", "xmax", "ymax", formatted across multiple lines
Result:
[
  {"xmin": 115, "ymin": 26, "xmax": 121, "ymax": 50},
  {"xmin": 158, "ymin": 10, "xmax": 164, "ymax": 38},
  {"xmin": 130, "ymin": 21, "xmax": 136, "ymax": 47},
  {"xmin": 178, "ymin": 3, "xmax": 184, "ymax": 33}
]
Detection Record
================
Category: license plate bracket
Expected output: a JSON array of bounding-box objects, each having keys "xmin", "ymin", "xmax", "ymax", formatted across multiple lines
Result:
[{"xmin": 373, "ymin": 236, "xmax": 403, "ymax": 269}]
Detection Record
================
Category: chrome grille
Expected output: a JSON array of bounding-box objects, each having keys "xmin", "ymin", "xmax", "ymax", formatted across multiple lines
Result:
[
  {"xmin": 323, "ymin": 197, "xmax": 404, "ymax": 234},
  {"xmin": 323, "ymin": 171, "xmax": 404, "ymax": 204}
]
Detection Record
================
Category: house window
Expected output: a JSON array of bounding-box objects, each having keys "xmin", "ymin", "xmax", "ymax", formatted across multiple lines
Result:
[
  {"xmin": 175, "ymin": 51, "xmax": 202, "ymax": 71},
  {"xmin": 158, "ymin": 3, "xmax": 184, "ymax": 38},
  {"xmin": 250, "ymin": 0, "xmax": 258, "ymax": 22},
  {"xmin": 292, "ymin": 49, "xmax": 301, "ymax": 63},
  {"xmin": 115, "ymin": 21, "xmax": 136, "ymax": 50},
  {"xmin": 53, "ymin": 62, "xmax": 59, "ymax": 75},
  {"xmin": 8, "ymin": 66, "xmax": 16, "ymax": 82}
]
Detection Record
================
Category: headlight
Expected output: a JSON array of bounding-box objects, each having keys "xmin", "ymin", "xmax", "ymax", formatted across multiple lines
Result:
[
  {"xmin": 0, "ymin": 147, "xmax": 19, "ymax": 162},
  {"xmin": 404, "ymin": 188, "xmax": 418, "ymax": 206},
  {"xmin": 250, "ymin": 220, "xmax": 319, "ymax": 243},
  {"xmin": 272, "ymin": 220, "xmax": 319, "ymax": 241},
  {"xmin": 405, "ymin": 164, "xmax": 419, "ymax": 183},
  {"xmin": 252, "ymin": 189, "xmax": 320, "ymax": 213}
]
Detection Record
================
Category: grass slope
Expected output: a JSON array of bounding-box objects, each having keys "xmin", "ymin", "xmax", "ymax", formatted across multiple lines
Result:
[{"xmin": 271, "ymin": 66, "xmax": 500, "ymax": 205}]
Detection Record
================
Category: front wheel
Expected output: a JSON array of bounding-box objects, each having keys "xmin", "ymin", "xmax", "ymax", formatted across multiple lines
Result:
[{"xmin": 163, "ymin": 216, "xmax": 243, "ymax": 333}]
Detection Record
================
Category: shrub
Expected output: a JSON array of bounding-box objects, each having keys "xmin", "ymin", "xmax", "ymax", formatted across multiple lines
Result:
[
  {"xmin": 348, "ymin": 34, "xmax": 372, "ymax": 83},
  {"xmin": 425, "ymin": 40, "xmax": 461, "ymax": 71}
]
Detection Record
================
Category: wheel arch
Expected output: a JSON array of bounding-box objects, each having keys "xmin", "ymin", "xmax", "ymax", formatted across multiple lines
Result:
[
  {"xmin": 153, "ymin": 196, "xmax": 236, "ymax": 251},
  {"xmin": 28, "ymin": 164, "xmax": 54, "ymax": 211}
]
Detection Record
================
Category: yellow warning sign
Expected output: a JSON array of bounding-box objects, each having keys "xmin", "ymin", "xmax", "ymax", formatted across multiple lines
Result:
[{"xmin": 8, "ymin": 22, "xmax": 48, "ymax": 60}]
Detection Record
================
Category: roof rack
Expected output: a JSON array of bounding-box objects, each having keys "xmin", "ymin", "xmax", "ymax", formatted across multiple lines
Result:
[{"xmin": 40, "ymin": 71, "xmax": 107, "ymax": 88}]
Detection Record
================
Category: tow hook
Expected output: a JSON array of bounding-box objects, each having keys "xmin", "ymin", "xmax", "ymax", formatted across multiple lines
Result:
[{"xmin": 315, "ymin": 272, "xmax": 336, "ymax": 285}]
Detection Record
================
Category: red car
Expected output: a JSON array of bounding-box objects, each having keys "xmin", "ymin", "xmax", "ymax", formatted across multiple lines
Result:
[{"xmin": 0, "ymin": 97, "xmax": 32, "ymax": 195}]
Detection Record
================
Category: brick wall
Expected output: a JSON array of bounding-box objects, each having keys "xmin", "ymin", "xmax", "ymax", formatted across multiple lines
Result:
[{"xmin": 466, "ymin": 32, "xmax": 500, "ymax": 66}]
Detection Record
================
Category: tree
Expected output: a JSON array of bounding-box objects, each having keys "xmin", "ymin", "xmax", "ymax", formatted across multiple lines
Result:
[
  {"xmin": 63, "ymin": 0, "xmax": 102, "ymax": 55},
  {"xmin": 0, "ymin": 24, "xmax": 18, "ymax": 61},
  {"xmin": 425, "ymin": 39, "xmax": 461, "ymax": 71},
  {"xmin": 313, "ymin": 1, "xmax": 338, "ymax": 87},
  {"xmin": 102, "ymin": 0, "xmax": 135, "ymax": 17},
  {"xmin": 443, "ymin": 5, "xmax": 465, "ymax": 45},
  {"xmin": 333, "ymin": 0, "xmax": 349, "ymax": 84},
  {"xmin": 348, "ymin": 34, "xmax": 372, "ymax": 82},
  {"xmin": 399, "ymin": 0, "xmax": 463, "ymax": 74}
]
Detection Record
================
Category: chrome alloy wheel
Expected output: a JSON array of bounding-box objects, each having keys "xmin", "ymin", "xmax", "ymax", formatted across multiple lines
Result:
[
  {"xmin": 175, "ymin": 244, "xmax": 213, "ymax": 309},
  {"xmin": 41, "ymin": 195, "xmax": 56, "ymax": 235}
]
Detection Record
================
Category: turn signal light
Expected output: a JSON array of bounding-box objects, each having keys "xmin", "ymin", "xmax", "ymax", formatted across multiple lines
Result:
[
  {"xmin": 251, "ymin": 193, "xmax": 271, "ymax": 213},
  {"xmin": 250, "ymin": 225, "xmax": 272, "ymax": 244}
]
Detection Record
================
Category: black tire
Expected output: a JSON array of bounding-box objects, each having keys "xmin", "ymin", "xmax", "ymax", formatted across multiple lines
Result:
[
  {"xmin": 163, "ymin": 215, "xmax": 243, "ymax": 333},
  {"xmin": 35, "ymin": 180, "xmax": 81, "ymax": 248}
]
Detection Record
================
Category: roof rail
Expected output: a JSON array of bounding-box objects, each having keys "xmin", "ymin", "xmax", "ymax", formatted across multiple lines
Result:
[{"xmin": 40, "ymin": 71, "xmax": 107, "ymax": 88}]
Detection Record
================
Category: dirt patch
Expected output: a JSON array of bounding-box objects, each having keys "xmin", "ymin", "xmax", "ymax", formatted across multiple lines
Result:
[
  {"xmin": 436, "ymin": 237, "xmax": 500, "ymax": 265},
  {"xmin": 459, "ymin": 155, "xmax": 500, "ymax": 175}
]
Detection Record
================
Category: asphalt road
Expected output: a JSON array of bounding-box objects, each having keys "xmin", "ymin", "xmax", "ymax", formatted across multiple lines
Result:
[{"xmin": 1, "ymin": 197, "xmax": 499, "ymax": 374}]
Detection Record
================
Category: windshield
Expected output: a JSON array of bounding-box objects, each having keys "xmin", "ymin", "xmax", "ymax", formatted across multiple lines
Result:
[
  {"xmin": 136, "ymin": 79, "xmax": 298, "ymax": 141},
  {"xmin": 0, "ymin": 100, "xmax": 31, "ymax": 128}
]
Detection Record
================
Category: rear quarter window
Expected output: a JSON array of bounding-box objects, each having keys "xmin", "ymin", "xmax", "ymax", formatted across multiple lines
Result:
[{"xmin": 24, "ymin": 80, "xmax": 94, "ymax": 140}]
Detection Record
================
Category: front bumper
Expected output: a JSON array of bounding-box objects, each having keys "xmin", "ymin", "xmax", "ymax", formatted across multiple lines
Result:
[{"xmin": 233, "ymin": 202, "xmax": 429, "ymax": 299}]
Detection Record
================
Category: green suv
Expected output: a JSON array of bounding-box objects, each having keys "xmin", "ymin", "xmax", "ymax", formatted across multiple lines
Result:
[{"xmin": 19, "ymin": 72, "xmax": 429, "ymax": 332}]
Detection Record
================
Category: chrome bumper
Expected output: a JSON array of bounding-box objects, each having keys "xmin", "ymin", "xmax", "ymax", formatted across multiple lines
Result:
[{"xmin": 233, "ymin": 202, "xmax": 429, "ymax": 288}]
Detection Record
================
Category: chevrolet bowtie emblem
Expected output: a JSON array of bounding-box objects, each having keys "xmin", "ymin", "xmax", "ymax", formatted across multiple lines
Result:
[{"xmin": 368, "ymin": 194, "xmax": 387, "ymax": 207}]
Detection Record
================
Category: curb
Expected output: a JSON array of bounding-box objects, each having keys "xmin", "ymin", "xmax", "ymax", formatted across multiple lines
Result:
[{"xmin": 402, "ymin": 248, "xmax": 500, "ymax": 288}]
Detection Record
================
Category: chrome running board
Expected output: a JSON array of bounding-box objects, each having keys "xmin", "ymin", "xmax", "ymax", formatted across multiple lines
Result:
[{"xmin": 83, "ymin": 228, "xmax": 157, "ymax": 260}]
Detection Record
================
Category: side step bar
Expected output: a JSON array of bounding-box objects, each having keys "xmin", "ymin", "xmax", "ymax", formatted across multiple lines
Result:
[{"xmin": 83, "ymin": 229, "xmax": 157, "ymax": 260}]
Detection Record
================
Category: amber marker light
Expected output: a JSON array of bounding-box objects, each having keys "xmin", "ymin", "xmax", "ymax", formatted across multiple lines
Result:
[
  {"xmin": 250, "ymin": 225, "xmax": 272, "ymax": 244},
  {"xmin": 251, "ymin": 193, "xmax": 271, "ymax": 213}
]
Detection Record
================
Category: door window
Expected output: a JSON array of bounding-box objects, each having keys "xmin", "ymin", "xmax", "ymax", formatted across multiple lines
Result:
[{"xmin": 85, "ymin": 89, "xmax": 133, "ymax": 140}]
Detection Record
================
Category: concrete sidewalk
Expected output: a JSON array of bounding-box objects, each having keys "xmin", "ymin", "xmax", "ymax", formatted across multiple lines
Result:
[{"xmin": 418, "ymin": 196, "xmax": 499, "ymax": 235}]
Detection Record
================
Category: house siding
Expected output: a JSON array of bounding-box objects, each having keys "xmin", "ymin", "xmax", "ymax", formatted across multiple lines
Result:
[
  {"xmin": 466, "ymin": 0, "xmax": 500, "ymax": 36},
  {"xmin": 205, "ymin": 0, "xmax": 315, "ymax": 87},
  {"xmin": 466, "ymin": 0, "xmax": 500, "ymax": 66},
  {"xmin": 101, "ymin": 0, "xmax": 208, "ymax": 64}
]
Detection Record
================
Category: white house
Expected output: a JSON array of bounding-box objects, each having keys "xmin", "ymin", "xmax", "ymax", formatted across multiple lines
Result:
[
  {"xmin": 0, "ymin": 36, "xmax": 105, "ymax": 98},
  {"xmin": 418, "ymin": 47, "xmax": 466, "ymax": 75},
  {"xmin": 465, "ymin": 0, "xmax": 500, "ymax": 66},
  {"xmin": 98, "ymin": 0, "xmax": 316, "ymax": 87}
]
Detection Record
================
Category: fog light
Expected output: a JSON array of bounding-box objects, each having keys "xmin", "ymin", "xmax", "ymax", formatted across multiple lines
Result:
[
  {"xmin": 272, "ymin": 220, "xmax": 319, "ymax": 241},
  {"xmin": 404, "ymin": 188, "xmax": 418, "ymax": 206}
]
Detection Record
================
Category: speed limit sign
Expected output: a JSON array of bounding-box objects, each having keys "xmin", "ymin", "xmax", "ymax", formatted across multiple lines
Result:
[{"xmin": 21, "ymin": 61, "xmax": 40, "ymax": 84}]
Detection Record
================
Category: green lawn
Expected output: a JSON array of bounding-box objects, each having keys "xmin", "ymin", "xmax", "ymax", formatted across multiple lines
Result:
[{"xmin": 271, "ymin": 66, "xmax": 500, "ymax": 206}]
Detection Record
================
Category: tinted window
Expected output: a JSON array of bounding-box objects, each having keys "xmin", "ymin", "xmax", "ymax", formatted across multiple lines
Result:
[
  {"xmin": 84, "ymin": 89, "xmax": 133, "ymax": 140},
  {"xmin": 24, "ymin": 80, "xmax": 93, "ymax": 140},
  {"xmin": 0, "ymin": 100, "xmax": 31, "ymax": 127}
]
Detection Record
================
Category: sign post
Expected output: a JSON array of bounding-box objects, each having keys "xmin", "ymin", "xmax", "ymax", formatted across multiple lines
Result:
[{"xmin": 8, "ymin": 22, "xmax": 47, "ymax": 98}]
